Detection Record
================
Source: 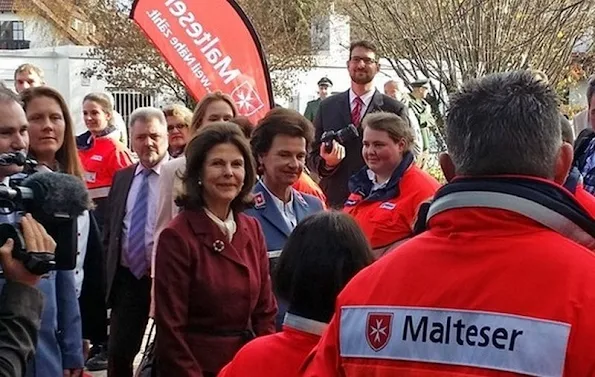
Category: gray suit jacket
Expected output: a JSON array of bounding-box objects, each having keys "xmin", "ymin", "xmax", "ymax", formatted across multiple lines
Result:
[{"xmin": 0, "ymin": 281, "xmax": 43, "ymax": 377}]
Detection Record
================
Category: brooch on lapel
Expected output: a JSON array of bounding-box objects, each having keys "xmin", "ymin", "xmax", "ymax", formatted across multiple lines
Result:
[
  {"xmin": 213, "ymin": 240, "xmax": 225, "ymax": 253},
  {"xmin": 254, "ymin": 192, "xmax": 266, "ymax": 209}
]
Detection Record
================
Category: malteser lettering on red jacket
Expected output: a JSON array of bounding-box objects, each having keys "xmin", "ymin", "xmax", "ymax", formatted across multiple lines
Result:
[
  {"xmin": 403, "ymin": 315, "xmax": 524, "ymax": 351},
  {"xmin": 340, "ymin": 306, "xmax": 571, "ymax": 377}
]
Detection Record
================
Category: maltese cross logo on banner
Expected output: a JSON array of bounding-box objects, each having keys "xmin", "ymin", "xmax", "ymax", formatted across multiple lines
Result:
[
  {"xmin": 366, "ymin": 312, "xmax": 393, "ymax": 351},
  {"xmin": 231, "ymin": 81, "xmax": 265, "ymax": 117}
]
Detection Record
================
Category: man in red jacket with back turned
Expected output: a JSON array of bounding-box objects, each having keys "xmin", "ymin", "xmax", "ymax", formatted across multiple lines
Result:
[{"xmin": 301, "ymin": 71, "xmax": 595, "ymax": 377}]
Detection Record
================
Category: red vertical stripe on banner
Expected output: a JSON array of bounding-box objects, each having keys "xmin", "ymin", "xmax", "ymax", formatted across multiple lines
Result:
[{"xmin": 130, "ymin": 0, "xmax": 274, "ymax": 124}]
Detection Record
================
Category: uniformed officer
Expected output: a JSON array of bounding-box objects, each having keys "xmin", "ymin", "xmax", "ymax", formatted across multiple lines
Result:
[
  {"xmin": 408, "ymin": 79, "xmax": 436, "ymax": 153},
  {"xmin": 303, "ymin": 77, "xmax": 333, "ymax": 122}
]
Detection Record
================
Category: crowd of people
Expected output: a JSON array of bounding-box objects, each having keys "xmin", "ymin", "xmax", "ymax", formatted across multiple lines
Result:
[{"xmin": 0, "ymin": 37, "xmax": 594, "ymax": 377}]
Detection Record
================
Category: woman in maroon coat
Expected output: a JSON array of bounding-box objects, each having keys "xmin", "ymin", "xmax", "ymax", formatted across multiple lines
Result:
[{"xmin": 154, "ymin": 122, "xmax": 278, "ymax": 377}]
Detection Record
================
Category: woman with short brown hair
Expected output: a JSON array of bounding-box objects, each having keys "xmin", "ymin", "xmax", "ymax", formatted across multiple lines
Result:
[{"xmin": 155, "ymin": 122, "xmax": 276, "ymax": 377}]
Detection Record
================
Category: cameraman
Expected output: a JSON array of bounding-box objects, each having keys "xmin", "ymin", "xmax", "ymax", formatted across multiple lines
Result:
[
  {"xmin": 0, "ymin": 84, "xmax": 82, "ymax": 376},
  {"xmin": 0, "ymin": 214, "xmax": 56, "ymax": 377}
]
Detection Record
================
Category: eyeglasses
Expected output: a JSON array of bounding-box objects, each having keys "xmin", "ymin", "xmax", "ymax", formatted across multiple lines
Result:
[
  {"xmin": 167, "ymin": 123, "xmax": 188, "ymax": 132},
  {"xmin": 349, "ymin": 56, "xmax": 377, "ymax": 65}
]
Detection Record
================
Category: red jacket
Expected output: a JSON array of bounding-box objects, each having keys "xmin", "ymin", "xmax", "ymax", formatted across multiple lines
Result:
[
  {"xmin": 155, "ymin": 209, "xmax": 277, "ymax": 376},
  {"xmin": 343, "ymin": 162, "xmax": 439, "ymax": 251},
  {"xmin": 302, "ymin": 205, "xmax": 595, "ymax": 376},
  {"xmin": 218, "ymin": 315, "xmax": 323, "ymax": 377},
  {"xmin": 77, "ymin": 136, "xmax": 133, "ymax": 199}
]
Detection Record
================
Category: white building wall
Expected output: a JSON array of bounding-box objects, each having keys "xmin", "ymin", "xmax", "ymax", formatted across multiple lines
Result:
[
  {"xmin": 0, "ymin": 46, "xmax": 110, "ymax": 135},
  {"xmin": 0, "ymin": 13, "xmax": 69, "ymax": 48}
]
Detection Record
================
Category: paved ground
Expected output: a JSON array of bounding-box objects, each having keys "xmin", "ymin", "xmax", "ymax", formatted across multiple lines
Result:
[{"xmin": 87, "ymin": 319, "xmax": 154, "ymax": 377}]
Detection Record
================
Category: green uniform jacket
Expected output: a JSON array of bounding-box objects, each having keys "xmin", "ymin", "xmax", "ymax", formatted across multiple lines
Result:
[
  {"xmin": 304, "ymin": 98, "xmax": 321, "ymax": 122},
  {"xmin": 408, "ymin": 94, "xmax": 436, "ymax": 151}
]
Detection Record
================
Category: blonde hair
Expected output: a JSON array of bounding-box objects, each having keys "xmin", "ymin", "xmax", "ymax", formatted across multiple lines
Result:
[
  {"xmin": 362, "ymin": 112, "xmax": 415, "ymax": 151},
  {"xmin": 163, "ymin": 104, "xmax": 193, "ymax": 127},
  {"xmin": 14, "ymin": 64, "xmax": 45, "ymax": 81}
]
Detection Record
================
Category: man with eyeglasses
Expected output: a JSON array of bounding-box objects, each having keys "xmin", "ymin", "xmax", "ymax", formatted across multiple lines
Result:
[{"xmin": 307, "ymin": 40, "xmax": 408, "ymax": 209}]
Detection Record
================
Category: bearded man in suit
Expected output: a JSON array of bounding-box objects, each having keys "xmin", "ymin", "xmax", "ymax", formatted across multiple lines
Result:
[{"xmin": 307, "ymin": 40, "xmax": 409, "ymax": 208}]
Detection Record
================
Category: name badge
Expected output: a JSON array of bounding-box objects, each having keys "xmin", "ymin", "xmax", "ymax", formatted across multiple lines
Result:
[
  {"xmin": 84, "ymin": 171, "xmax": 97, "ymax": 183},
  {"xmin": 91, "ymin": 155, "xmax": 103, "ymax": 162},
  {"xmin": 340, "ymin": 306, "xmax": 570, "ymax": 377},
  {"xmin": 380, "ymin": 202, "xmax": 396, "ymax": 210}
]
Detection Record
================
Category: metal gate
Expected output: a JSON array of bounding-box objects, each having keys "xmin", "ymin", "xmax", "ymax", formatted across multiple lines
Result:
[{"xmin": 107, "ymin": 89, "xmax": 156, "ymax": 128}]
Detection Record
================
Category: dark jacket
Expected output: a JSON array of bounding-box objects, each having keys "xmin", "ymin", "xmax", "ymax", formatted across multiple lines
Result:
[
  {"xmin": 0, "ymin": 281, "xmax": 43, "ymax": 377},
  {"xmin": 79, "ymin": 211, "xmax": 108, "ymax": 343},
  {"xmin": 103, "ymin": 164, "xmax": 136, "ymax": 304},
  {"xmin": 307, "ymin": 89, "xmax": 408, "ymax": 208},
  {"xmin": 303, "ymin": 98, "xmax": 321, "ymax": 122}
]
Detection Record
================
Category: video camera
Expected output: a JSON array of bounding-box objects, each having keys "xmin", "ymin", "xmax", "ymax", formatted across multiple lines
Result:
[
  {"xmin": 0, "ymin": 152, "xmax": 91, "ymax": 275},
  {"xmin": 321, "ymin": 124, "xmax": 360, "ymax": 153}
]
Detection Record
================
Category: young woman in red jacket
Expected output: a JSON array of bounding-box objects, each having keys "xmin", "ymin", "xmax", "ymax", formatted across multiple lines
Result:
[
  {"xmin": 218, "ymin": 211, "xmax": 373, "ymax": 377},
  {"xmin": 343, "ymin": 112, "xmax": 440, "ymax": 258}
]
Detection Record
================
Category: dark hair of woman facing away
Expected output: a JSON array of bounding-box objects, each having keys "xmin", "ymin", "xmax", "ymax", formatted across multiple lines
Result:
[
  {"xmin": 175, "ymin": 121, "xmax": 257, "ymax": 211},
  {"xmin": 274, "ymin": 211, "xmax": 374, "ymax": 323}
]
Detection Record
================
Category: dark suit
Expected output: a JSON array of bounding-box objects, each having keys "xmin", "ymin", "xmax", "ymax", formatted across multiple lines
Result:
[
  {"xmin": 104, "ymin": 164, "xmax": 151, "ymax": 377},
  {"xmin": 79, "ymin": 211, "xmax": 108, "ymax": 344},
  {"xmin": 307, "ymin": 89, "xmax": 408, "ymax": 208},
  {"xmin": 155, "ymin": 209, "xmax": 277, "ymax": 376}
]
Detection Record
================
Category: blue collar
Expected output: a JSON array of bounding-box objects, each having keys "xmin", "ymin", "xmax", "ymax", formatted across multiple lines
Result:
[
  {"xmin": 76, "ymin": 125, "xmax": 118, "ymax": 151},
  {"xmin": 347, "ymin": 151, "xmax": 414, "ymax": 204}
]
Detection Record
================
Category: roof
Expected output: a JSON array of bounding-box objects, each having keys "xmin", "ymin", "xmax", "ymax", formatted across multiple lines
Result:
[{"xmin": 0, "ymin": 0, "xmax": 15, "ymax": 12}]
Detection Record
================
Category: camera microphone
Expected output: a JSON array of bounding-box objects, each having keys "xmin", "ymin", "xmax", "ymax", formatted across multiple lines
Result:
[
  {"xmin": 0, "ymin": 172, "xmax": 91, "ymax": 275},
  {"xmin": 20, "ymin": 172, "xmax": 91, "ymax": 217}
]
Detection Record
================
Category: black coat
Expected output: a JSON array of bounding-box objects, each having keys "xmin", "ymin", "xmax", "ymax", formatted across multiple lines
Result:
[{"xmin": 307, "ymin": 89, "xmax": 408, "ymax": 208}]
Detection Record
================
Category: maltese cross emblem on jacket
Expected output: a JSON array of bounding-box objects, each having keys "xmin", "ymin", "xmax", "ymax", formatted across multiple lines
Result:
[{"xmin": 366, "ymin": 312, "xmax": 393, "ymax": 351}]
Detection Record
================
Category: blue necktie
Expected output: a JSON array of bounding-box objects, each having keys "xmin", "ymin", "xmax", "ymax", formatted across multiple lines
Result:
[{"xmin": 127, "ymin": 169, "xmax": 151, "ymax": 279}]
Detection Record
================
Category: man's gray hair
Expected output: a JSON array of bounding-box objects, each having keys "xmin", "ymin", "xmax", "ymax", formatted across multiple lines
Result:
[
  {"xmin": 129, "ymin": 107, "xmax": 167, "ymax": 133},
  {"xmin": 446, "ymin": 70, "xmax": 561, "ymax": 179}
]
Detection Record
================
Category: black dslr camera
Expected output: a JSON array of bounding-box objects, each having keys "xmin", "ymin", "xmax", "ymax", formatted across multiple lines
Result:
[
  {"xmin": 0, "ymin": 153, "xmax": 90, "ymax": 275},
  {"xmin": 321, "ymin": 124, "xmax": 360, "ymax": 153}
]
